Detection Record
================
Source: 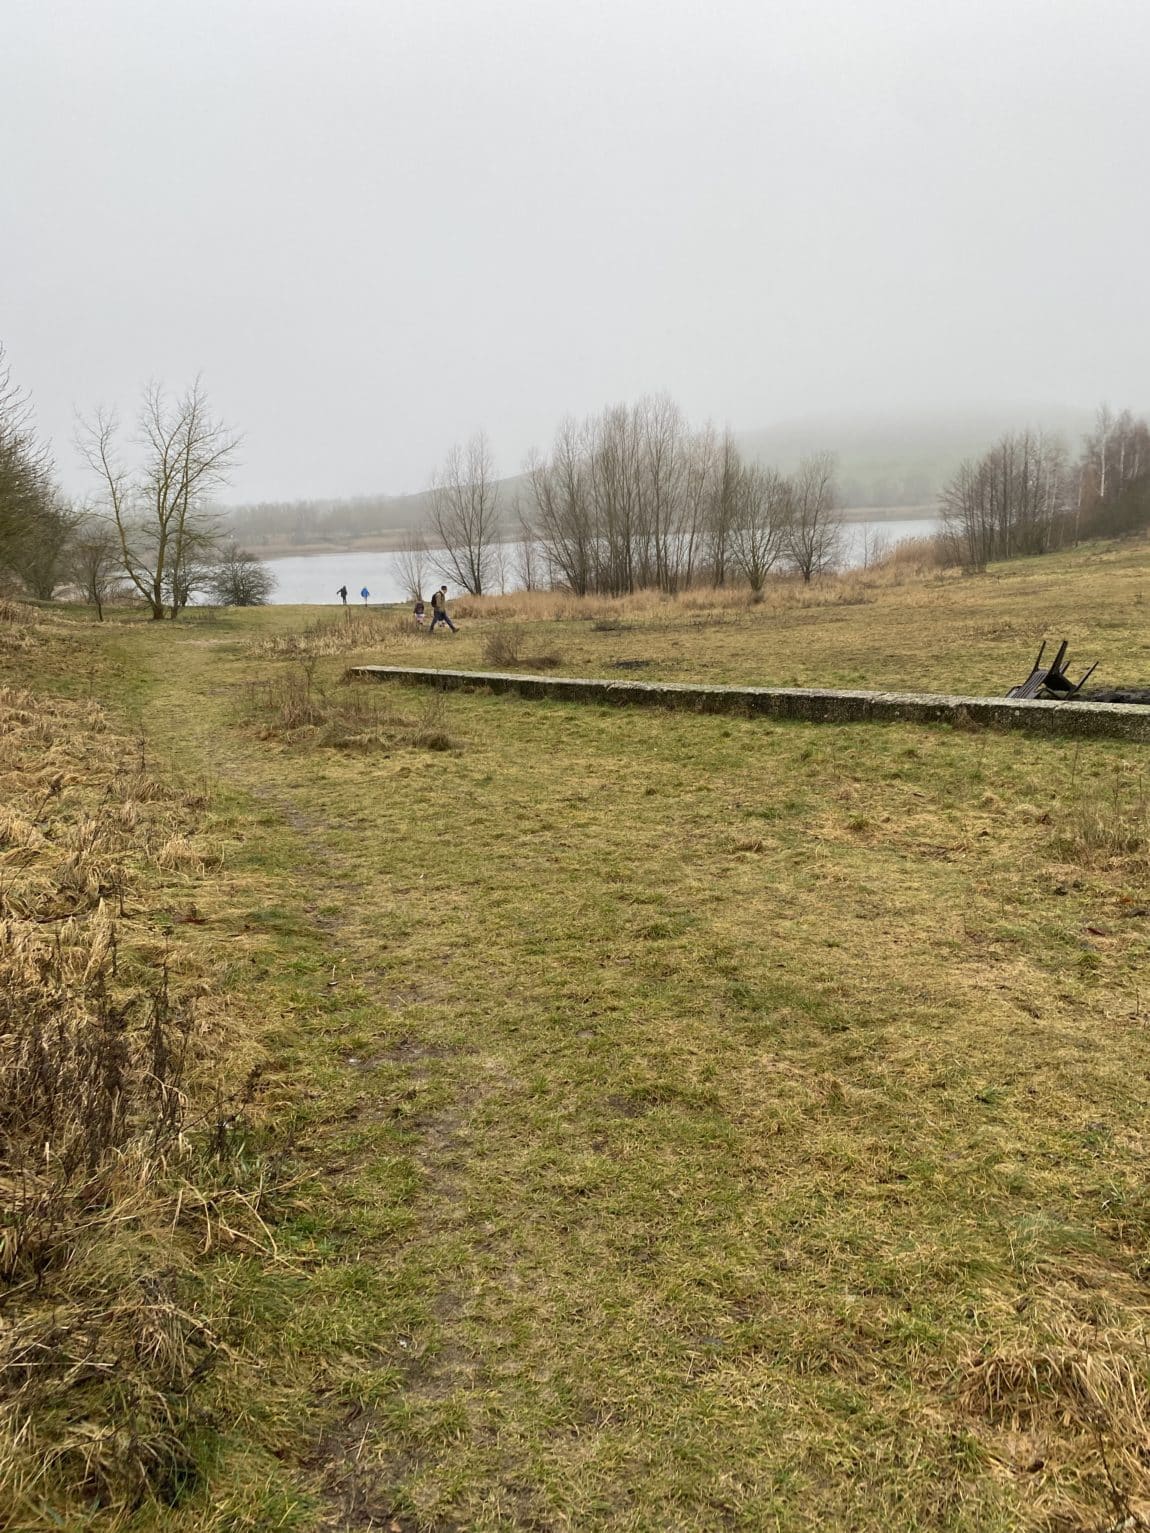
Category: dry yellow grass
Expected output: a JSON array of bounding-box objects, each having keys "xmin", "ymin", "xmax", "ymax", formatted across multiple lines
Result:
[{"xmin": 0, "ymin": 653, "xmax": 276, "ymax": 1529}]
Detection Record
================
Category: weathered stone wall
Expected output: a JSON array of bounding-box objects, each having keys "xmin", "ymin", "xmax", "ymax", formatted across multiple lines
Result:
[{"xmin": 347, "ymin": 666, "xmax": 1150, "ymax": 742}]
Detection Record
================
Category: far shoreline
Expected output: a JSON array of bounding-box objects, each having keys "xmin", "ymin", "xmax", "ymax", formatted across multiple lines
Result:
[{"xmin": 240, "ymin": 504, "xmax": 941, "ymax": 561}]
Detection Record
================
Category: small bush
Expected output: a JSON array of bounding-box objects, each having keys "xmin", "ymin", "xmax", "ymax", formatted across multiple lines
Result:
[
  {"xmin": 482, "ymin": 625, "xmax": 524, "ymax": 667},
  {"xmin": 409, "ymin": 691, "xmax": 462, "ymax": 753},
  {"xmin": 876, "ymin": 533, "xmax": 952, "ymax": 573},
  {"xmin": 0, "ymin": 599, "xmax": 36, "ymax": 652}
]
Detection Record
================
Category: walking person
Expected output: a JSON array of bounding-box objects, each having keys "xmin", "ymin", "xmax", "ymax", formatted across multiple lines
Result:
[
  {"xmin": 360, "ymin": 586, "xmax": 370, "ymax": 605},
  {"xmin": 428, "ymin": 586, "xmax": 457, "ymax": 633},
  {"xmin": 337, "ymin": 585, "xmax": 348, "ymax": 605}
]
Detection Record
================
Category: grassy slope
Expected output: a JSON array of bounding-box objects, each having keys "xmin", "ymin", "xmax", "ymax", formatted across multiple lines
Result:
[{"xmin": 17, "ymin": 543, "xmax": 1150, "ymax": 1531}]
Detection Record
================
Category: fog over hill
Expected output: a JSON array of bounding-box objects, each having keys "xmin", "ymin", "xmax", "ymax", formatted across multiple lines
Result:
[
  {"xmin": 736, "ymin": 405, "xmax": 1098, "ymax": 508},
  {"xmin": 223, "ymin": 406, "xmax": 1101, "ymax": 551}
]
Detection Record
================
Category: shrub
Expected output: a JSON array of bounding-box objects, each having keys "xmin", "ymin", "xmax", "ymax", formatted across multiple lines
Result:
[{"xmin": 482, "ymin": 625, "xmax": 523, "ymax": 667}]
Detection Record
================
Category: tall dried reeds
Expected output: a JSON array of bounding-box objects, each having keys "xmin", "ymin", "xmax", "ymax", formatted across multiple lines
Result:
[
  {"xmin": 0, "ymin": 598, "xmax": 36, "ymax": 652},
  {"xmin": 252, "ymin": 609, "xmax": 425, "ymax": 660},
  {"xmin": 0, "ymin": 681, "xmax": 265, "ymax": 1524}
]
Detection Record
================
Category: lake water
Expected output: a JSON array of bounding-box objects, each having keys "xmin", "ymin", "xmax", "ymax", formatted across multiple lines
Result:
[{"xmin": 262, "ymin": 516, "xmax": 940, "ymax": 605}]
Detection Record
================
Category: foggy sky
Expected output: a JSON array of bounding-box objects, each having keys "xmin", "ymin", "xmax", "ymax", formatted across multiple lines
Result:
[{"xmin": 4, "ymin": 0, "xmax": 1148, "ymax": 502}]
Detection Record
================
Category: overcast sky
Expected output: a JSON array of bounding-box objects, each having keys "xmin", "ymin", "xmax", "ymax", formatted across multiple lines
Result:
[{"xmin": 4, "ymin": 0, "xmax": 1148, "ymax": 501}]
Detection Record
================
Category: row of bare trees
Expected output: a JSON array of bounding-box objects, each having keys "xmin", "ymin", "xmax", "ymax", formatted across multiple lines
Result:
[
  {"xmin": 940, "ymin": 430, "xmax": 1071, "ymax": 565},
  {"xmin": 940, "ymin": 407, "xmax": 1150, "ymax": 568},
  {"xmin": 406, "ymin": 398, "xmax": 844, "ymax": 599},
  {"xmin": 1077, "ymin": 407, "xmax": 1150, "ymax": 541},
  {"xmin": 1, "ymin": 347, "xmax": 273, "ymax": 616},
  {"xmin": 523, "ymin": 401, "xmax": 842, "ymax": 595}
]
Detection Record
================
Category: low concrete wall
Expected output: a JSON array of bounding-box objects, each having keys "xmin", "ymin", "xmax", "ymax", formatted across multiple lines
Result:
[{"xmin": 348, "ymin": 666, "xmax": 1150, "ymax": 742}]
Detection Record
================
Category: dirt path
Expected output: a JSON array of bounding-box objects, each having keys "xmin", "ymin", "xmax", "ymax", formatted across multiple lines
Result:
[{"xmin": 107, "ymin": 626, "xmax": 495, "ymax": 1528}]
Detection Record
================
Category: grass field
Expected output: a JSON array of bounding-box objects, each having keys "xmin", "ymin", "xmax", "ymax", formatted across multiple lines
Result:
[
  {"xmin": 3, "ymin": 541, "xmax": 1149, "ymax": 1531},
  {"xmin": 244, "ymin": 538, "xmax": 1150, "ymax": 699}
]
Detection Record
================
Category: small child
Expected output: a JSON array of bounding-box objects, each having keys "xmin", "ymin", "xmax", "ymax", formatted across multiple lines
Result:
[{"xmin": 413, "ymin": 600, "xmax": 426, "ymax": 625}]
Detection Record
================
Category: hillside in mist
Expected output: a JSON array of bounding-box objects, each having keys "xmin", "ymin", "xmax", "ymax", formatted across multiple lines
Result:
[{"xmin": 736, "ymin": 406, "xmax": 1096, "ymax": 509}]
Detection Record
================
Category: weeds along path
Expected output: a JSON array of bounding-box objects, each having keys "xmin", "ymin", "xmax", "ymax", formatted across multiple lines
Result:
[{"xmin": 103, "ymin": 614, "xmax": 1150, "ymax": 1533}]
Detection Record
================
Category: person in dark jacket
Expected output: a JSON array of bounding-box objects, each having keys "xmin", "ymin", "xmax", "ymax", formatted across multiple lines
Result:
[{"xmin": 428, "ymin": 586, "xmax": 457, "ymax": 633}]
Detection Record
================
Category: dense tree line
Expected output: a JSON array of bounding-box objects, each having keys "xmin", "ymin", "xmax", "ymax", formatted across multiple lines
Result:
[
  {"xmin": 1076, "ymin": 407, "xmax": 1150, "ymax": 542},
  {"xmin": 940, "ymin": 430, "xmax": 1070, "ymax": 565},
  {"xmin": 0, "ymin": 345, "xmax": 76, "ymax": 599},
  {"xmin": 224, "ymin": 491, "xmax": 429, "ymax": 549},
  {"xmin": 940, "ymin": 407, "xmax": 1150, "ymax": 568},
  {"xmin": 8, "ymin": 334, "xmax": 1148, "ymax": 608}
]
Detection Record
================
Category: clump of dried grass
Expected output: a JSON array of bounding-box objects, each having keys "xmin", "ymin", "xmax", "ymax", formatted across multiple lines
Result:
[
  {"xmin": 155, "ymin": 833, "xmax": 222, "ymax": 874},
  {"xmin": 960, "ymin": 1320, "xmax": 1150, "ymax": 1528},
  {"xmin": 0, "ymin": 599, "xmax": 36, "ymax": 651},
  {"xmin": 408, "ymin": 689, "xmax": 457, "ymax": 751},
  {"xmin": 0, "ymin": 680, "xmax": 268, "ymax": 1526},
  {"xmin": 877, "ymin": 532, "xmax": 952, "ymax": 574},
  {"xmin": 253, "ymin": 610, "xmax": 425, "ymax": 660},
  {"xmin": 1052, "ymin": 771, "xmax": 1148, "ymax": 871},
  {"xmin": 247, "ymin": 665, "xmax": 463, "ymax": 752}
]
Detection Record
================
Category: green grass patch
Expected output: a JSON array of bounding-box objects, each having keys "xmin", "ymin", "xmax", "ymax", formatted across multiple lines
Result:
[{"xmin": 4, "ymin": 546, "xmax": 1150, "ymax": 1529}]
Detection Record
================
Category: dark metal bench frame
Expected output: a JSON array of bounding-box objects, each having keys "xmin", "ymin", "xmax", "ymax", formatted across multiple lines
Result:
[{"xmin": 1007, "ymin": 640, "xmax": 1098, "ymax": 700}]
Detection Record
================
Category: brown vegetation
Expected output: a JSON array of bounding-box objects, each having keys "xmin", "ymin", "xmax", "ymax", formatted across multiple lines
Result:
[
  {"xmin": 0, "ymin": 671, "xmax": 268, "ymax": 1526},
  {"xmin": 248, "ymin": 663, "xmax": 462, "ymax": 752}
]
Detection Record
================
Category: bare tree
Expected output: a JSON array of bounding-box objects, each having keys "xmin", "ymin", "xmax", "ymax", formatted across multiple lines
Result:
[
  {"xmin": 635, "ymin": 394, "xmax": 690, "ymax": 591},
  {"xmin": 428, "ymin": 432, "xmax": 500, "ymax": 595},
  {"xmin": 700, "ymin": 433, "xmax": 742, "ymax": 586},
  {"xmin": 589, "ymin": 404, "xmax": 642, "ymax": 594},
  {"xmin": 511, "ymin": 492, "xmax": 540, "ymax": 590},
  {"xmin": 394, "ymin": 531, "xmax": 431, "ymax": 603},
  {"xmin": 526, "ymin": 426, "xmax": 596, "ymax": 595},
  {"xmin": 785, "ymin": 452, "xmax": 842, "ymax": 583},
  {"xmin": 679, "ymin": 423, "xmax": 717, "ymax": 588},
  {"xmin": 69, "ymin": 517, "xmax": 122, "ymax": 620},
  {"xmin": 730, "ymin": 464, "xmax": 791, "ymax": 592},
  {"xmin": 165, "ymin": 518, "xmax": 220, "ymax": 617},
  {"xmin": 856, "ymin": 523, "xmax": 891, "ymax": 570},
  {"xmin": 77, "ymin": 379, "xmax": 239, "ymax": 620},
  {"xmin": 1076, "ymin": 406, "xmax": 1150, "ymax": 540}
]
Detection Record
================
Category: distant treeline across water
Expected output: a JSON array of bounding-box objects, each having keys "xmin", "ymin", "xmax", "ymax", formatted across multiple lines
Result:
[{"xmin": 261, "ymin": 514, "xmax": 940, "ymax": 606}]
